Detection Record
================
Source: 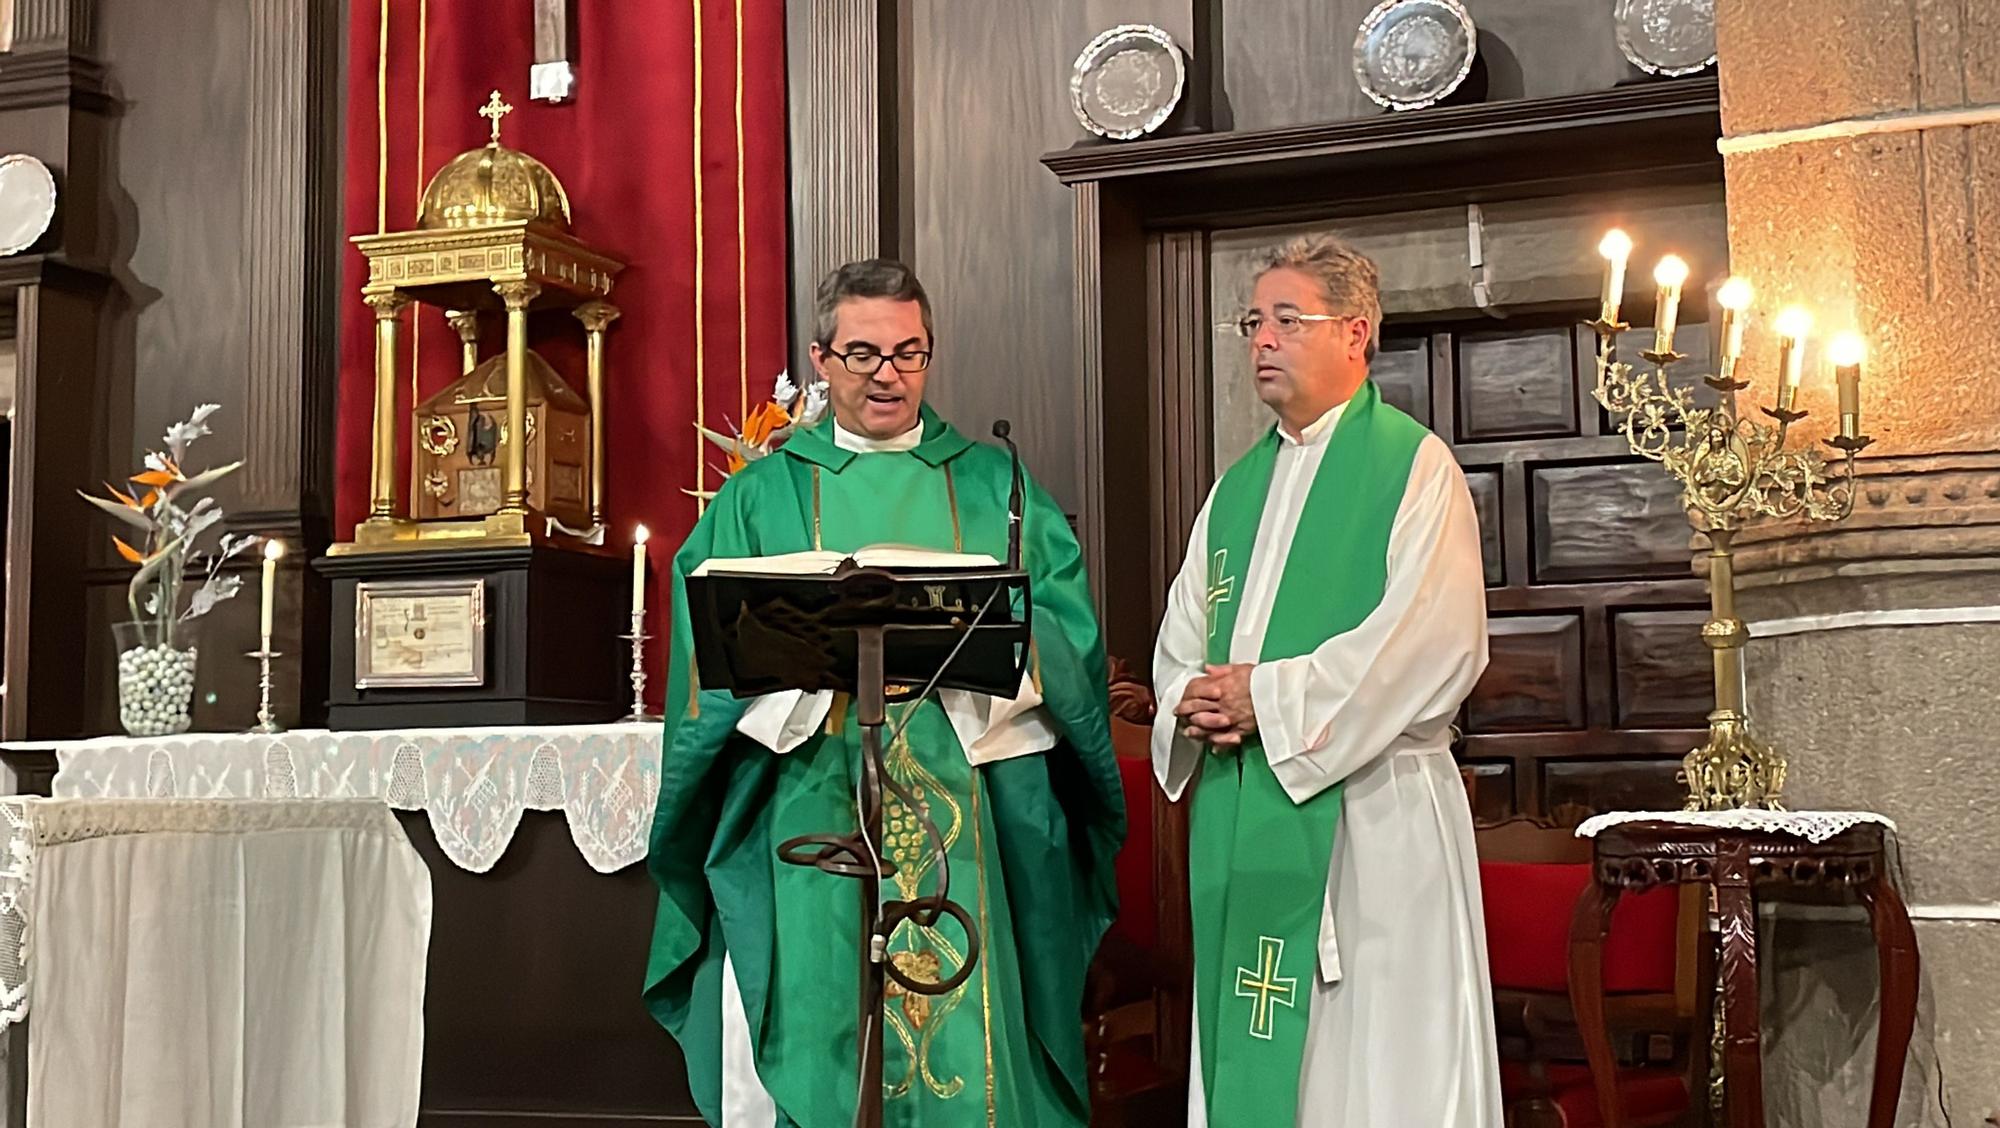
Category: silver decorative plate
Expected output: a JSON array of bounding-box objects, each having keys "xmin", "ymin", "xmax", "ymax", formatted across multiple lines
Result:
[
  {"xmin": 1615, "ymin": 0, "xmax": 1717, "ymax": 77},
  {"xmin": 0, "ymin": 155, "xmax": 55, "ymax": 257},
  {"xmin": 1353, "ymin": 0, "xmax": 1477, "ymax": 112},
  {"xmin": 1071, "ymin": 24, "xmax": 1186, "ymax": 141}
]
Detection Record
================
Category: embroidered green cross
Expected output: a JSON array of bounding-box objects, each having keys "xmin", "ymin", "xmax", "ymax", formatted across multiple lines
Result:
[
  {"xmin": 1205, "ymin": 548, "xmax": 1235, "ymax": 644},
  {"xmin": 1234, "ymin": 935, "xmax": 1297, "ymax": 1040}
]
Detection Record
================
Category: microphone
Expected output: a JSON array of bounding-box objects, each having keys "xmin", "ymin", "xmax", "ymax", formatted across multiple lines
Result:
[{"xmin": 991, "ymin": 420, "xmax": 1024, "ymax": 571}]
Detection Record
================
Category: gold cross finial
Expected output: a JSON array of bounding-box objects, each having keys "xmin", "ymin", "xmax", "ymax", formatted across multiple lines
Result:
[{"xmin": 479, "ymin": 90, "xmax": 513, "ymax": 144}]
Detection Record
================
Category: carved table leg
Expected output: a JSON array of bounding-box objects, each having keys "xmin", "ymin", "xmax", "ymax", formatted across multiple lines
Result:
[
  {"xmin": 1714, "ymin": 870, "xmax": 1764, "ymax": 1128},
  {"xmin": 1569, "ymin": 879, "xmax": 1625, "ymax": 1128},
  {"xmin": 1859, "ymin": 872, "xmax": 1920, "ymax": 1128}
]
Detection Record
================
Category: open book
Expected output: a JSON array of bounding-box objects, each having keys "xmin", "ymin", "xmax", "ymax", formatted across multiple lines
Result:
[{"xmin": 691, "ymin": 545, "xmax": 1001, "ymax": 577}]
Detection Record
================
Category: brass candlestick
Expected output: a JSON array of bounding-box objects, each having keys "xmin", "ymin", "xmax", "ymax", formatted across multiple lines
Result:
[{"xmin": 1588, "ymin": 261, "xmax": 1871, "ymax": 810}]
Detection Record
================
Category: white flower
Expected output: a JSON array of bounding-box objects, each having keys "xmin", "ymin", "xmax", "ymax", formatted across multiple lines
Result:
[
  {"xmin": 143, "ymin": 451, "xmax": 172, "ymax": 474},
  {"xmin": 772, "ymin": 369, "xmax": 799, "ymax": 408},
  {"xmin": 798, "ymin": 380, "xmax": 829, "ymax": 426}
]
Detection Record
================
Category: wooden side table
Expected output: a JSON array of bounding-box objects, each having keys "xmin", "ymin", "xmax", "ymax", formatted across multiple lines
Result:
[{"xmin": 1567, "ymin": 818, "xmax": 1919, "ymax": 1128}]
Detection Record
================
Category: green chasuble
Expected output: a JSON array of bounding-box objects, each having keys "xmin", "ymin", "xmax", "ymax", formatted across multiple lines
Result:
[
  {"xmin": 644, "ymin": 405, "xmax": 1125, "ymax": 1128},
  {"xmin": 1189, "ymin": 381, "xmax": 1424, "ymax": 1126}
]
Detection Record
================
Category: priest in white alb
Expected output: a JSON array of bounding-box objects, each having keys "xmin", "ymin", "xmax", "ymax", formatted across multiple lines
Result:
[{"xmin": 1152, "ymin": 233, "xmax": 1502, "ymax": 1126}]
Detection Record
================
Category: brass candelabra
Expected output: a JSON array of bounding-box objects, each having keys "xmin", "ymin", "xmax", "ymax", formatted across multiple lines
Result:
[{"xmin": 1588, "ymin": 234, "xmax": 1872, "ymax": 811}]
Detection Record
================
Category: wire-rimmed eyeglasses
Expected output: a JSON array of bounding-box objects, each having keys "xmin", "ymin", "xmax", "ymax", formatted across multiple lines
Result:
[{"xmin": 1220, "ymin": 312, "xmax": 1347, "ymax": 339}]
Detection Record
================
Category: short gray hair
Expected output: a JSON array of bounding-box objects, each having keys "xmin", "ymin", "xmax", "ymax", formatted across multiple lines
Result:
[
  {"xmin": 1259, "ymin": 234, "xmax": 1382, "ymax": 360},
  {"xmin": 812, "ymin": 259, "xmax": 934, "ymax": 348}
]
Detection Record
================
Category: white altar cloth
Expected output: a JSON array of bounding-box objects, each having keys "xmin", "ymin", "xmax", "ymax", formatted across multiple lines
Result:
[
  {"xmin": 0, "ymin": 797, "xmax": 429, "ymax": 1128},
  {"xmin": 18, "ymin": 722, "xmax": 663, "ymax": 873}
]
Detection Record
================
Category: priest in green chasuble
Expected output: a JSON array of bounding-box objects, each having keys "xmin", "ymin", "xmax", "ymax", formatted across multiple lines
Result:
[
  {"xmin": 644, "ymin": 259, "xmax": 1124, "ymax": 1128},
  {"xmin": 1153, "ymin": 235, "xmax": 1503, "ymax": 1126}
]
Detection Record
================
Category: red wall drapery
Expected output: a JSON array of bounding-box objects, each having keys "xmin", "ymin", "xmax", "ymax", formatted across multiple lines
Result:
[{"xmin": 339, "ymin": 1, "xmax": 790, "ymax": 708}]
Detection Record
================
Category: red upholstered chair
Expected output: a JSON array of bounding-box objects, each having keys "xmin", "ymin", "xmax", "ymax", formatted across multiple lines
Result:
[
  {"xmin": 1083, "ymin": 659, "xmax": 1181, "ymax": 1126},
  {"xmin": 1477, "ymin": 817, "xmax": 1704, "ymax": 1128}
]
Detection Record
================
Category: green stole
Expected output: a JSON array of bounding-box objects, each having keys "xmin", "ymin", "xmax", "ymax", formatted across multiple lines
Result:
[{"xmin": 1189, "ymin": 380, "xmax": 1424, "ymax": 1125}]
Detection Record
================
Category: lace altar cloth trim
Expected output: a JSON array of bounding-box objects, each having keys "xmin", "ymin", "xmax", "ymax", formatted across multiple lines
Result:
[
  {"xmin": 0, "ymin": 797, "xmax": 398, "ymax": 1030},
  {"xmin": 38, "ymin": 723, "xmax": 662, "ymax": 874},
  {"xmin": 1575, "ymin": 809, "xmax": 1898, "ymax": 844},
  {"xmin": 28, "ymin": 797, "xmax": 397, "ymax": 846}
]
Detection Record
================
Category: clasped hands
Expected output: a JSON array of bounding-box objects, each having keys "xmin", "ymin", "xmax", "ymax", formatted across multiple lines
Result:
[{"xmin": 1174, "ymin": 662, "xmax": 1257, "ymax": 751}]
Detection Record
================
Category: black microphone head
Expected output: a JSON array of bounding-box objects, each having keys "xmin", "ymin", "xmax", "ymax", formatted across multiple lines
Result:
[{"xmin": 991, "ymin": 419, "xmax": 1011, "ymax": 440}]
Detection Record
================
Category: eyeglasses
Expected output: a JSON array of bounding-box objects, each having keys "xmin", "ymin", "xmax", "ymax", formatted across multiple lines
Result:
[
  {"xmin": 1227, "ymin": 312, "xmax": 1346, "ymax": 339},
  {"xmin": 823, "ymin": 347, "xmax": 932, "ymax": 376}
]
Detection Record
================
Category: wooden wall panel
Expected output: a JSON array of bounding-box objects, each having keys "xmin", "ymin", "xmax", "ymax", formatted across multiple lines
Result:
[
  {"xmin": 907, "ymin": 0, "xmax": 1213, "ymax": 515},
  {"xmin": 1373, "ymin": 336, "xmax": 1432, "ymax": 426},
  {"xmin": 1543, "ymin": 757, "xmax": 1687, "ymax": 816},
  {"xmin": 1456, "ymin": 326, "xmax": 1578, "ymax": 441},
  {"xmin": 1613, "ymin": 608, "xmax": 1712, "ymax": 729},
  {"xmin": 1221, "ymin": 0, "xmax": 1651, "ymax": 131},
  {"xmin": 1464, "ymin": 467, "xmax": 1504, "ymax": 587},
  {"xmin": 1533, "ymin": 462, "xmax": 1693, "ymax": 582},
  {"xmin": 1466, "ymin": 613, "xmax": 1585, "ymax": 733}
]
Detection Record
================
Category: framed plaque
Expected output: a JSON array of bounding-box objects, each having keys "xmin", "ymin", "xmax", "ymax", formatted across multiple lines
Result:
[{"xmin": 355, "ymin": 579, "xmax": 487, "ymax": 688}]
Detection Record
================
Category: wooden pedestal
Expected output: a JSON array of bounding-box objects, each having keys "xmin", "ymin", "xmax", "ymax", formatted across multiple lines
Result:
[{"xmin": 315, "ymin": 544, "xmax": 628, "ymax": 729}]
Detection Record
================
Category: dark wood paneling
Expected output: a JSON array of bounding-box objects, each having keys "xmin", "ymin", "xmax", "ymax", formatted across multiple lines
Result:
[
  {"xmin": 1467, "ymin": 613, "xmax": 1585, "ymax": 733},
  {"xmin": 1373, "ymin": 336, "xmax": 1432, "ymax": 426},
  {"xmin": 1542, "ymin": 757, "xmax": 1688, "ymax": 816},
  {"xmin": 1613, "ymin": 608, "xmax": 1712, "ymax": 729},
  {"xmin": 1463, "ymin": 760, "xmax": 1517, "ymax": 824},
  {"xmin": 1533, "ymin": 461, "xmax": 1693, "ymax": 582},
  {"xmin": 1220, "ymin": 0, "xmax": 1661, "ymax": 132},
  {"xmin": 1464, "ymin": 466, "xmax": 1504, "ymax": 587},
  {"xmin": 1457, "ymin": 326, "xmax": 1578, "ymax": 441}
]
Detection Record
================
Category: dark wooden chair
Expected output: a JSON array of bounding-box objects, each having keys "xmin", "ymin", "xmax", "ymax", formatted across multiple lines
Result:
[{"xmin": 1477, "ymin": 816, "xmax": 1707, "ymax": 1128}]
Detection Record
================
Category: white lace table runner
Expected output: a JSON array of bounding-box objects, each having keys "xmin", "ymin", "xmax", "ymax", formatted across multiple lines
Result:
[
  {"xmin": 1575, "ymin": 809, "xmax": 1897, "ymax": 844},
  {"xmin": 0, "ymin": 797, "xmax": 403, "ymax": 1029},
  {"xmin": 24, "ymin": 723, "xmax": 662, "ymax": 874}
]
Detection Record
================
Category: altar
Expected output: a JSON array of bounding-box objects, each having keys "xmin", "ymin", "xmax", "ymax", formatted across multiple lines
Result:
[{"xmin": 0, "ymin": 724, "xmax": 697, "ymax": 1127}]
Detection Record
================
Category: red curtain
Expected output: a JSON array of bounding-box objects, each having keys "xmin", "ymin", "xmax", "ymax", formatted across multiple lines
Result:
[{"xmin": 338, "ymin": 1, "xmax": 790, "ymax": 708}]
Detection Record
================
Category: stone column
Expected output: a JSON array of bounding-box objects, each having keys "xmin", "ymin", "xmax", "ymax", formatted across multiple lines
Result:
[{"xmin": 1715, "ymin": 2, "xmax": 2000, "ymax": 1122}]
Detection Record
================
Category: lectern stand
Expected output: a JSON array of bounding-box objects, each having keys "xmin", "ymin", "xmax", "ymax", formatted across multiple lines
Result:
[{"xmin": 684, "ymin": 559, "xmax": 1031, "ymax": 1128}]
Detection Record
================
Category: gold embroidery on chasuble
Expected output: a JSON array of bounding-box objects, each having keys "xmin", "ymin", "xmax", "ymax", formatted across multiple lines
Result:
[{"xmin": 879, "ymin": 713, "xmax": 972, "ymax": 1101}]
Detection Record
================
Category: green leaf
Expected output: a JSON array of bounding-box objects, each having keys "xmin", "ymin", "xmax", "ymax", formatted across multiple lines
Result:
[
  {"xmin": 79, "ymin": 490, "xmax": 156, "ymax": 533},
  {"xmin": 166, "ymin": 460, "xmax": 242, "ymax": 498}
]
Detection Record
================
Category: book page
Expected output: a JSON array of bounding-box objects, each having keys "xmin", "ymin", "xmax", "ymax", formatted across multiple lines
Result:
[{"xmin": 691, "ymin": 546, "xmax": 999, "ymax": 576}]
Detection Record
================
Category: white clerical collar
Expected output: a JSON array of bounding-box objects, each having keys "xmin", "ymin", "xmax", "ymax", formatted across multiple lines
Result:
[
  {"xmin": 1279, "ymin": 400, "xmax": 1347, "ymax": 447},
  {"xmin": 833, "ymin": 417, "xmax": 924, "ymax": 453}
]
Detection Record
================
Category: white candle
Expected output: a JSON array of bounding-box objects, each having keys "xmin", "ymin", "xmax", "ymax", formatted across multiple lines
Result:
[
  {"xmin": 1830, "ymin": 332, "xmax": 1865, "ymax": 438},
  {"xmin": 1598, "ymin": 229, "xmax": 1633, "ymax": 326},
  {"xmin": 1774, "ymin": 306, "xmax": 1814, "ymax": 412},
  {"xmin": 1651, "ymin": 255, "xmax": 1689, "ymax": 356},
  {"xmin": 631, "ymin": 525, "xmax": 650, "ymax": 618},
  {"xmin": 1715, "ymin": 277, "xmax": 1753, "ymax": 377},
  {"xmin": 260, "ymin": 539, "xmax": 284, "ymax": 644}
]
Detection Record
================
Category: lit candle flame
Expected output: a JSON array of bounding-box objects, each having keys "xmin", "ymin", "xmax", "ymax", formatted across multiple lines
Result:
[
  {"xmin": 1829, "ymin": 333, "xmax": 1866, "ymax": 367},
  {"xmin": 1775, "ymin": 306, "xmax": 1814, "ymax": 342},
  {"xmin": 1652, "ymin": 255, "xmax": 1689, "ymax": 287},
  {"xmin": 1599, "ymin": 229, "xmax": 1633, "ymax": 261},
  {"xmin": 1716, "ymin": 277, "xmax": 1754, "ymax": 312},
  {"xmin": 263, "ymin": 539, "xmax": 285, "ymax": 561},
  {"xmin": 635, "ymin": 524, "xmax": 651, "ymax": 546}
]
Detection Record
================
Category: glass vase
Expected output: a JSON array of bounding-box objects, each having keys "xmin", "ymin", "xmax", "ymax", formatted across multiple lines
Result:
[{"xmin": 112, "ymin": 619, "xmax": 199, "ymax": 737}]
